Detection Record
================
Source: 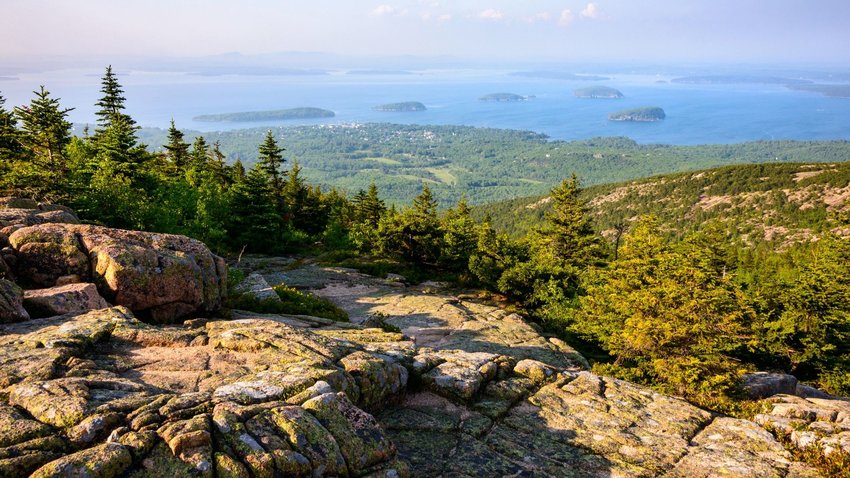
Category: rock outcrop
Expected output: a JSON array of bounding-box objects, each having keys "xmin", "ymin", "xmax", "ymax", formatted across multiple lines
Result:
[
  {"xmin": 9, "ymin": 224, "xmax": 226, "ymax": 322},
  {"xmin": 0, "ymin": 243, "xmax": 843, "ymax": 477}
]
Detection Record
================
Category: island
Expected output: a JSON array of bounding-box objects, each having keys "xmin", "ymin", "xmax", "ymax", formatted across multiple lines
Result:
[
  {"xmin": 373, "ymin": 101, "xmax": 427, "ymax": 112},
  {"xmin": 479, "ymin": 93, "xmax": 528, "ymax": 102},
  {"xmin": 510, "ymin": 71, "xmax": 609, "ymax": 81},
  {"xmin": 194, "ymin": 107, "xmax": 335, "ymax": 122},
  {"xmin": 608, "ymin": 107, "xmax": 666, "ymax": 122},
  {"xmin": 574, "ymin": 86, "xmax": 624, "ymax": 99}
]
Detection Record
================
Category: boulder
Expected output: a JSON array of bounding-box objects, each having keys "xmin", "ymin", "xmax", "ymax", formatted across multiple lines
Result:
[
  {"xmin": 9, "ymin": 224, "xmax": 227, "ymax": 322},
  {"xmin": 0, "ymin": 278, "xmax": 29, "ymax": 322},
  {"xmin": 23, "ymin": 283, "xmax": 110, "ymax": 318},
  {"xmin": 30, "ymin": 443, "xmax": 132, "ymax": 478},
  {"xmin": 233, "ymin": 272, "xmax": 280, "ymax": 303},
  {"xmin": 0, "ymin": 197, "xmax": 39, "ymax": 209},
  {"xmin": 742, "ymin": 372, "xmax": 799, "ymax": 399}
]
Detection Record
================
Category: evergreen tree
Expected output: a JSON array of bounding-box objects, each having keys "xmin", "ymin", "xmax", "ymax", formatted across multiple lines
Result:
[
  {"xmin": 257, "ymin": 130, "xmax": 287, "ymax": 213},
  {"xmin": 226, "ymin": 164, "xmax": 280, "ymax": 252},
  {"xmin": 230, "ymin": 158, "xmax": 246, "ymax": 183},
  {"xmin": 0, "ymin": 94, "xmax": 25, "ymax": 162},
  {"xmin": 190, "ymin": 135, "xmax": 209, "ymax": 169},
  {"xmin": 163, "ymin": 119, "xmax": 190, "ymax": 169},
  {"xmin": 14, "ymin": 86, "xmax": 74, "ymax": 197},
  {"xmin": 94, "ymin": 65, "xmax": 135, "ymax": 133},
  {"xmin": 574, "ymin": 216, "xmax": 751, "ymax": 402},
  {"xmin": 353, "ymin": 181, "xmax": 386, "ymax": 227},
  {"xmin": 378, "ymin": 184, "xmax": 442, "ymax": 265},
  {"xmin": 208, "ymin": 141, "xmax": 230, "ymax": 187},
  {"xmin": 535, "ymin": 174, "xmax": 602, "ymax": 267},
  {"xmin": 440, "ymin": 196, "xmax": 478, "ymax": 271}
]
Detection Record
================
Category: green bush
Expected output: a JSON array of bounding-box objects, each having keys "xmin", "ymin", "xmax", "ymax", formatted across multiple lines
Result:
[{"xmin": 224, "ymin": 284, "xmax": 348, "ymax": 322}]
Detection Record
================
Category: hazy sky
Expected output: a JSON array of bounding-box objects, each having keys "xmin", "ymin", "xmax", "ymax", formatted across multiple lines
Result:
[{"xmin": 2, "ymin": 0, "xmax": 849, "ymax": 64}]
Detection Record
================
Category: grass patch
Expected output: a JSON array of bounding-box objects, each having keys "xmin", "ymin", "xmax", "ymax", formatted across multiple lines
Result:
[
  {"xmin": 224, "ymin": 284, "xmax": 349, "ymax": 322},
  {"xmin": 426, "ymin": 167, "xmax": 458, "ymax": 185}
]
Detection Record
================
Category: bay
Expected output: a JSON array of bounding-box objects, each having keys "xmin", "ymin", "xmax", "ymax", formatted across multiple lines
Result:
[{"xmin": 2, "ymin": 68, "xmax": 850, "ymax": 145}]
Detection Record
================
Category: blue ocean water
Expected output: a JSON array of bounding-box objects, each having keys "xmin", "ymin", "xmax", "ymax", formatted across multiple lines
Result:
[{"xmin": 2, "ymin": 68, "xmax": 849, "ymax": 145}]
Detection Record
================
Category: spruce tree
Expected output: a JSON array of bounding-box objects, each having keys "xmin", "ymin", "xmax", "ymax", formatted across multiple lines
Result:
[
  {"xmin": 227, "ymin": 164, "xmax": 280, "ymax": 251},
  {"xmin": 14, "ymin": 86, "xmax": 74, "ymax": 194},
  {"xmin": 208, "ymin": 141, "xmax": 230, "ymax": 187},
  {"xmin": 163, "ymin": 119, "xmax": 190, "ymax": 170},
  {"xmin": 538, "ymin": 174, "xmax": 601, "ymax": 267},
  {"xmin": 257, "ymin": 130, "xmax": 287, "ymax": 212},
  {"xmin": 440, "ymin": 196, "xmax": 478, "ymax": 271},
  {"xmin": 190, "ymin": 135, "xmax": 209, "ymax": 168},
  {"xmin": 94, "ymin": 65, "xmax": 135, "ymax": 133},
  {"xmin": 353, "ymin": 181, "xmax": 386, "ymax": 227}
]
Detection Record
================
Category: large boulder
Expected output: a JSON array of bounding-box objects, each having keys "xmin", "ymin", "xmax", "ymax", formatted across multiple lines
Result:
[
  {"xmin": 23, "ymin": 283, "xmax": 110, "ymax": 319},
  {"xmin": 9, "ymin": 224, "xmax": 227, "ymax": 322},
  {"xmin": 0, "ymin": 197, "xmax": 79, "ymax": 233},
  {"xmin": 742, "ymin": 372, "xmax": 799, "ymax": 399},
  {"xmin": 0, "ymin": 278, "xmax": 29, "ymax": 323}
]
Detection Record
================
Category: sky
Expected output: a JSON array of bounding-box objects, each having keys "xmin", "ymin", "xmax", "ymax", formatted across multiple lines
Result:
[{"xmin": 2, "ymin": 0, "xmax": 849, "ymax": 65}]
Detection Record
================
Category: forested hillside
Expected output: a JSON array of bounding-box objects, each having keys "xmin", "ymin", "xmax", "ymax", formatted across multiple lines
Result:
[
  {"xmin": 132, "ymin": 124, "xmax": 850, "ymax": 205},
  {"xmin": 475, "ymin": 161, "xmax": 850, "ymax": 245}
]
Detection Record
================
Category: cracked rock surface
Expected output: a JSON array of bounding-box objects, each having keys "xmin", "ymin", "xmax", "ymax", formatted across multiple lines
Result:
[{"xmin": 0, "ymin": 254, "xmax": 841, "ymax": 477}]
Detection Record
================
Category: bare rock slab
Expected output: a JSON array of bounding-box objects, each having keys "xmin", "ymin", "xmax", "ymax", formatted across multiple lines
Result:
[{"xmin": 23, "ymin": 282, "xmax": 110, "ymax": 318}]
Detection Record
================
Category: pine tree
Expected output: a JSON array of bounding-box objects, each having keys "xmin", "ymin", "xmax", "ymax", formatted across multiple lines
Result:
[
  {"xmin": 14, "ymin": 86, "xmax": 74, "ymax": 196},
  {"xmin": 230, "ymin": 158, "xmax": 246, "ymax": 183},
  {"xmin": 163, "ymin": 119, "xmax": 190, "ymax": 169}
]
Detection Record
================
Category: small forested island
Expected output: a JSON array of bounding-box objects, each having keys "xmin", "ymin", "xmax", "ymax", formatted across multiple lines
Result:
[
  {"xmin": 479, "ymin": 93, "xmax": 528, "ymax": 102},
  {"xmin": 608, "ymin": 106, "xmax": 666, "ymax": 122},
  {"xmin": 574, "ymin": 86, "xmax": 624, "ymax": 99},
  {"xmin": 194, "ymin": 107, "xmax": 335, "ymax": 122},
  {"xmin": 373, "ymin": 101, "xmax": 427, "ymax": 112}
]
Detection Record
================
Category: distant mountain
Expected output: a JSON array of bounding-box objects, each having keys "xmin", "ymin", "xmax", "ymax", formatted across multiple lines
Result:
[{"xmin": 473, "ymin": 162, "xmax": 850, "ymax": 247}]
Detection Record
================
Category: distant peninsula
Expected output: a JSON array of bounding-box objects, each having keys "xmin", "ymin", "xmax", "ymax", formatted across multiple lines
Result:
[
  {"xmin": 511, "ymin": 71, "xmax": 609, "ymax": 81},
  {"xmin": 373, "ymin": 101, "xmax": 427, "ymax": 112},
  {"xmin": 194, "ymin": 107, "xmax": 335, "ymax": 122},
  {"xmin": 479, "ymin": 93, "xmax": 529, "ymax": 102},
  {"xmin": 608, "ymin": 107, "xmax": 666, "ymax": 122},
  {"xmin": 671, "ymin": 75, "xmax": 812, "ymax": 86},
  {"xmin": 574, "ymin": 86, "xmax": 624, "ymax": 99},
  {"xmin": 788, "ymin": 84, "xmax": 850, "ymax": 98}
]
